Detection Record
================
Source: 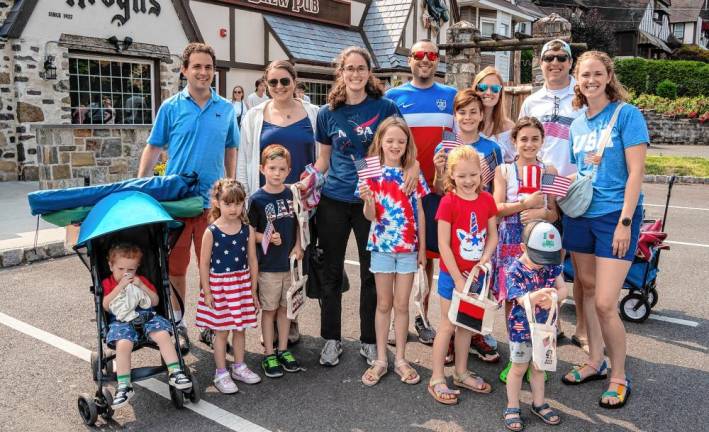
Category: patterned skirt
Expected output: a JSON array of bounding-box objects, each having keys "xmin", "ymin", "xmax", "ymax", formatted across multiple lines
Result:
[
  {"xmin": 195, "ymin": 268, "xmax": 258, "ymax": 331},
  {"xmin": 493, "ymin": 213, "xmax": 524, "ymax": 302}
]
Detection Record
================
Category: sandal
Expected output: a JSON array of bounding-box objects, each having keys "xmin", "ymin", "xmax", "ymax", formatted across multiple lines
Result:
[
  {"xmin": 427, "ymin": 378, "xmax": 460, "ymax": 405},
  {"xmin": 599, "ymin": 377, "xmax": 631, "ymax": 409},
  {"xmin": 453, "ymin": 370, "xmax": 492, "ymax": 394},
  {"xmin": 561, "ymin": 360, "xmax": 607, "ymax": 385},
  {"xmin": 361, "ymin": 360, "xmax": 387, "ymax": 386},
  {"xmin": 503, "ymin": 407, "xmax": 524, "ymax": 431},
  {"xmin": 394, "ymin": 359, "xmax": 420, "ymax": 385},
  {"xmin": 531, "ymin": 402, "xmax": 561, "ymax": 425}
]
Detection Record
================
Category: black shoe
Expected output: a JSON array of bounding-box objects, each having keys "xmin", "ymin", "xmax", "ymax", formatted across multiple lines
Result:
[
  {"xmin": 112, "ymin": 385, "xmax": 134, "ymax": 409},
  {"xmin": 277, "ymin": 350, "xmax": 301, "ymax": 373},
  {"xmin": 169, "ymin": 370, "xmax": 193, "ymax": 390},
  {"xmin": 261, "ymin": 354, "xmax": 284, "ymax": 378},
  {"xmin": 414, "ymin": 315, "xmax": 436, "ymax": 345},
  {"xmin": 469, "ymin": 333, "xmax": 501, "ymax": 363}
]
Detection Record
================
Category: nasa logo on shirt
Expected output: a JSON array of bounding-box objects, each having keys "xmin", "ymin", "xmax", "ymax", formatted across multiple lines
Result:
[{"xmin": 436, "ymin": 99, "xmax": 447, "ymax": 111}]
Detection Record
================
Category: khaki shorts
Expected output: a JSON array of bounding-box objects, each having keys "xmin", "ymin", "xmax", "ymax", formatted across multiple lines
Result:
[{"xmin": 258, "ymin": 271, "xmax": 291, "ymax": 311}]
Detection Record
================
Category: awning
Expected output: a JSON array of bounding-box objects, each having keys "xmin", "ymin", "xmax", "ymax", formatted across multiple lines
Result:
[
  {"xmin": 637, "ymin": 30, "xmax": 672, "ymax": 53},
  {"xmin": 264, "ymin": 15, "xmax": 367, "ymax": 66}
]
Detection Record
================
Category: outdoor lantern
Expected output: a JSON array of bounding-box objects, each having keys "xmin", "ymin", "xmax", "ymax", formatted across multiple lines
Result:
[{"xmin": 43, "ymin": 55, "xmax": 57, "ymax": 80}]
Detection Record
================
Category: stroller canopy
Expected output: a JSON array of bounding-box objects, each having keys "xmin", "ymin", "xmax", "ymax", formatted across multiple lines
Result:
[{"xmin": 76, "ymin": 191, "xmax": 183, "ymax": 248}]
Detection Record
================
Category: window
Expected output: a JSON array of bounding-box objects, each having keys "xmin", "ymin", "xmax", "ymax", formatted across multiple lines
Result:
[
  {"xmin": 516, "ymin": 22, "xmax": 528, "ymax": 35},
  {"xmin": 300, "ymin": 81, "xmax": 331, "ymax": 107},
  {"xmin": 500, "ymin": 23, "xmax": 510, "ymax": 37},
  {"xmin": 69, "ymin": 56, "xmax": 154, "ymax": 125},
  {"xmin": 673, "ymin": 23, "xmax": 685, "ymax": 39},
  {"xmin": 481, "ymin": 21, "xmax": 496, "ymax": 37}
]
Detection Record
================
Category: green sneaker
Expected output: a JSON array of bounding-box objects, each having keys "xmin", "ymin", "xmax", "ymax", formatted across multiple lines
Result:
[
  {"xmin": 277, "ymin": 350, "xmax": 301, "ymax": 373},
  {"xmin": 525, "ymin": 366, "xmax": 549, "ymax": 383},
  {"xmin": 499, "ymin": 360, "xmax": 512, "ymax": 383},
  {"xmin": 261, "ymin": 354, "xmax": 284, "ymax": 378}
]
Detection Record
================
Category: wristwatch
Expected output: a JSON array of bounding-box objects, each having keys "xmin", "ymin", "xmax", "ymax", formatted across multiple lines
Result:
[{"xmin": 620, "ymin": 217, "xmax": 632, "ymax": 227}]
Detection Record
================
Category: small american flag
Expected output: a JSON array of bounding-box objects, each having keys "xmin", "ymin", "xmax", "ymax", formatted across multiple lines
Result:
[
  {"xmin": 261, "ymin": 221, "xmax": 275, "ymax": 254},
  {"xmin": 541, "ymin": 173, "xmax": 572, "ymax": 197},
  {"xmin": 353, "ymin": 156, "xmax": 382, "ymax": 180},
  {"xmin": 479, "ymin": 152, "xmax": 498, "ymax": 185},
  {"xmin": 440, "ymin": 140, "xmax": 461, "ymax": 152},
  {"xmin": 520, "ymin": 165, "xmax": 542, "ymax": 194}
]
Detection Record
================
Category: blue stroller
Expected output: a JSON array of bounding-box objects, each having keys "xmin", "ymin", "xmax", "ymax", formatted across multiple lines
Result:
[
  {"xmin": 73, "ymin": 191, "xmax": 201, "ymax": 425},
  {"xmin": 563, "ymin": 176, "xmax": 675, "ymax": 323}
]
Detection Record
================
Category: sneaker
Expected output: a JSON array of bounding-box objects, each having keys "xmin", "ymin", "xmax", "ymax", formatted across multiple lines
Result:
[
  {"xmin": 261, "ymin": 354, "xmax": 284, "ymax": 378},
  {"xmin": 111, "ymin": 385, "xmax": 134, "ymax": 409},
  {"xmin": 168, "ymin": 370, "xmax": 193, "ymax": 390},
  {"xmin": 288, "ymin": 321, "xmax": 301, "ymax": 346},
  {"xmin": 414, "ymin": 315, "xmax": 436, "ymax": 345},
  {"xmin": 319, "ymin": 339, "xmax": 343, "ymax": 366},
  {"xmin": 214, "ymin": 371, "xmax": 238, "ymax": 394},
  {"xmin": 277, "ymin": 350, "xmax": 301, "ymax": 373},
  {"xmin": 359, "ymin": 343, "xmax": 377, "ymax": 366},
  {"xmin": 387, "ymin": 320, "xmax": 396, "ymax": 346},
  {"xmin": 231, "ymin": 363, "xmax": 261, "ymax": 384},
  {"xmin": 470, "ymin": 333, "xmax": 501, "ymax": 363}
]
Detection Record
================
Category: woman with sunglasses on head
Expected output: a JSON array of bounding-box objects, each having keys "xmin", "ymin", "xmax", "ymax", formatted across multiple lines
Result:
[
  {"xmin": 312, "ymin": 46, "xmax": 404, "ymax": 368},
  {"xmin": 231, "ymin": 85, "xmax": 247, "ymax": 126},
  {"xmin": 473, "ymin": 67, "xmax": 516, "ymax": 163},
  {"xmin": 237, "ymin": 60, "xmax": 320, "ymax": 198}
]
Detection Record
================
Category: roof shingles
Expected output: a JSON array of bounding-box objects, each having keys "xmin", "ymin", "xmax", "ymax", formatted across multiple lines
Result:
[{"xmin": 362, "ymin": 0, "xmax": 413, "ymax": 69}]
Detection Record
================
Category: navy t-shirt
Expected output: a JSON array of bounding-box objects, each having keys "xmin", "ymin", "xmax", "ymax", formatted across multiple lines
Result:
[
  {"xmin": 248, "ymin": 188, "xmax": 297, "ymax": 272},
  {"xmin": 315, "ymin": 96, "xmax": 401, "ymax": 203},
  {"xmin": 259, "ymin": 116, "xmax": 316, "ymax": 186}
]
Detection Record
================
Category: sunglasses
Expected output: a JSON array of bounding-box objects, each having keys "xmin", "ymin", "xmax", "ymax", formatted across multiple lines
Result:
[
  {"xmin": 542, "ymin": 54, "xmax": 569, "ymax": 63},
  {"xmin": 476, "ymin": 83, "xmax": 502, "ymax": 94},
  {"xmin": 267, "ymin": 77, "xmax": 291, "ymax": 87},
  {"xmin": 410, "ymin": 50, "xmax": 439, "ymax": 61}
]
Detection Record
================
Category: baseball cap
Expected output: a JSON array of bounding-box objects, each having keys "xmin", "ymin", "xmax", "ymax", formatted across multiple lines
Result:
[
  {"xmin": 523, "ymin": 221, "xmax": 562, "ymax": 265},
  {"xmin": 541, "ymin": 39, "xmax": 572, "ymax": 58}
]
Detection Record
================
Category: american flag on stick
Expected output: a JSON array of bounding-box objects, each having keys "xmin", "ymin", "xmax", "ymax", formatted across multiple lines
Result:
[
  {"xmin": 479, "ymin": 152, "xmax": 498, "ymax": 186},
  {"xmin": 520, "ymin": 165, "xmax": 542, "ymax": 194},
  {"xmin": 353, "ymin": 155, "xmax": 382, "ymax": 180},
  {"xmin": 261, "ymin": 221, "xmax": 275, "ymax": 254},
  {"xmin": 540, "ymin": 173, "xmax": 572, "ymax": 198},
  {"xmin": 440, "ymin": 140, "xmax": 461, "ymax": 152}
]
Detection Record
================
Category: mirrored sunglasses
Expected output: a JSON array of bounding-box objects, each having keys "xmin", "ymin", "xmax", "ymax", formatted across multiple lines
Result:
[
  {"xmin": 410, "ymin": 50, "xmax": 439, "ymax": 61},
  {"xmin": 476, "ymin": 83, "xmax": 502, "ymax": 94}
]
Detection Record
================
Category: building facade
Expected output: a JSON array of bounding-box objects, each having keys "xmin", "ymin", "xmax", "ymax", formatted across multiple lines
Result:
[{"xmin": 670, "ymin": 0, "xmax": 709, "ymax": 48}]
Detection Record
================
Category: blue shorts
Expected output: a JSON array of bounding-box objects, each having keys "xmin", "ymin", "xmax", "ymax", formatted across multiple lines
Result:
[
  {"xmin": 370, "ymin": 251, "xmax": 418, "ymax": 274},
  {"xmin": 562, "ymin": 208, "xmax": 642, "ymax": 261},
  {"xmin": 106, "ymin": 311, "xmax": 173, "ymax": 345},
  {"xmin": 437, "ymin": 270, "xmax": 484, "ymax": 301}
]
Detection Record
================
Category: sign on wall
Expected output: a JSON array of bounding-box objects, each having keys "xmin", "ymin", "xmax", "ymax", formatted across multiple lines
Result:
[
  {"xmin": 65, "ymin": 0, "xmax": 162, "ymax": 26},
  {"xmin": 220, "ymin": 0, "xmax": 350, "ymax": 27}
]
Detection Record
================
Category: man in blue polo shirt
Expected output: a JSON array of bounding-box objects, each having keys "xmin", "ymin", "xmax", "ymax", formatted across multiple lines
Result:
[{"xmin": 137, "ymin": 42, "xmax": 239, "ymax": 337}]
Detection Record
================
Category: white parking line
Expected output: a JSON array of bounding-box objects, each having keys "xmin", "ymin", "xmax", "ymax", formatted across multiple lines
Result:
[
  {"xmin": 645, "ymin": 203, "xmax": 709, "ymax": 212},
  {"xmin": 0, "ymin": 312, "xmax": 271, "ymax": 432},
  {"xmin": 665, "ymin": 240, "xmax": 709, "ymax": 249}
]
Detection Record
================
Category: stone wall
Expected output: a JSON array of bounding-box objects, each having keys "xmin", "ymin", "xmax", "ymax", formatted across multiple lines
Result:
[
  {"xmin": 34, "ymin": 125, "xmax": 151, "ymax": 189},
  {"xmin": 642, "ymin": 111, "xmax": 709, "ymax": 146}
]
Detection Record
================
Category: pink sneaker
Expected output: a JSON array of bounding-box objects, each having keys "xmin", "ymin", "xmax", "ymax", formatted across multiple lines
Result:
[
  {"xmin": 231, "ymin": 363, "xmax": 261, "ymax": 384},
  {"xmin": 214, "ymin": 371, "xmax": 238, "ymax": 394}
]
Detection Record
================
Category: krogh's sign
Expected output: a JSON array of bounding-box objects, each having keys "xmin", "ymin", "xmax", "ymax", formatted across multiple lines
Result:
[{"xmin": 65, "ymin": 0, "xmax": 162, "ymax": 26}]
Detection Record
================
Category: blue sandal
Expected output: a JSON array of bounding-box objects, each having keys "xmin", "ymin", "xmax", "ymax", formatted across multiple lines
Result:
[
  {"xmin": 561, "ymin": 360, "xmax": 608, "ymax": 385},
  {"xmin": 503, "ymin": 407, "xmax": 524, "ymax": 431},
  {"xmin": 599, "ymin": 377, "xmax": 631, "ymax": 409},
  {"xmin": 531, "ymin": 403, "xmax": 561, "ymax": 425}
]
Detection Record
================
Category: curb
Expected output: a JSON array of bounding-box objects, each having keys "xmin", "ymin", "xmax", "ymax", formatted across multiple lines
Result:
[
  {"xmin": 644, "ymin": 174, "xmax": 709, "ymax": 184},
  {"xmin": 0, "ymin": 241, "xmax": 72, "ymax": 269}
]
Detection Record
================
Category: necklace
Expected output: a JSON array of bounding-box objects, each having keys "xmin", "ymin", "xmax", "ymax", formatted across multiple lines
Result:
[{"xmin": 271, "ymin": 101, "xmax": 295, "ymax": 121}]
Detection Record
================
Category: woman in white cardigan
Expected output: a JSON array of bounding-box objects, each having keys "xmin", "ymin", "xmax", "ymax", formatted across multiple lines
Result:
[{"xmin": 237, "ymin": 60, "xmax": 319, "ymax": 197}]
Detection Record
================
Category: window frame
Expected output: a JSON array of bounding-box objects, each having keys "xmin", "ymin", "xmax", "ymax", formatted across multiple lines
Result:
[{"xmin": 673, "ymin": 23, "xmax": 685, "ymax": 40}]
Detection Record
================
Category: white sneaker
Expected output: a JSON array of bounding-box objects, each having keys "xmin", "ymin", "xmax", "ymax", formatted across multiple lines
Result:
[
  {"xmin": 214, "ymin": 371, "xmax": 238, "ymax": 394},
  {"xmin": 231, "ymin": 363, "xmax": 261, "ymax": 384},
  {"xmin": 319, "ymin": 339, "xmax": 343, "ymax": 366},
  {"xmin": 359, "ymin": 343, "xmax": 377, "ymax": 366}
]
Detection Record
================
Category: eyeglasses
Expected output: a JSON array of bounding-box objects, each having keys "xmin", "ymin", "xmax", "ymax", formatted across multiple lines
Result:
[
  {"xmin": 342, "ymin": 65, "xmax": 368, "ymax": 74},
  {"xmin": 267, "ymin": 77, "xmax": 292, "ymax": 87},
  {"xmin": 410, "ymin": 50, "xmax": 439, "ymax": 61},
  {"xmin": 542, "ymin": 54, "xmax": 569, "ymax": 63},
  {"xmin": 476, "ymin": 83, "xmax": 502, "ymax": 94},
  {"xmin": 233, "ymin": 90, "xmax": 242, "ymax": 94}
]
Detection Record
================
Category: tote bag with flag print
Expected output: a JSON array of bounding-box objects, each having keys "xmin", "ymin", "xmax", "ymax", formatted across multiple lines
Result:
[
  {"xmin": 447, "ymin": 263, "xmax": 499, "ymax": 335},
  {"xmin": 286, "ymin": 257, "xmax": 308, "ymax": 320},
  {"xmin": 522, "ymin": 291, "xmax": 558, "ymax": 371}
]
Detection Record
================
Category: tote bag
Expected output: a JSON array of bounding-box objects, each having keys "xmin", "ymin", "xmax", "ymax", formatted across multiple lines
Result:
[
  {"xmin": 558, "ymin": 103, "xmax": 625, "ymax": 218},
  {"xmin": 413, "ymin": 265, "xmax": 430, "ymax": 328},
  {"xmin": 522, "ymin": 292, "xmax": 558, "ymax": 372},
  {"xmin": 447, "ymin": 263, "xmax": 498, "ymax": 335},
  {"xmin": 286, "ymin": 257, "xmax": 308, "ymax": 320}
]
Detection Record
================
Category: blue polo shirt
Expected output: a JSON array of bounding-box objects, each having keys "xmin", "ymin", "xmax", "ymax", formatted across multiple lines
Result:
[{"xmin": 148, "ymin": 87, "xmax": 239, "ymax": 207}]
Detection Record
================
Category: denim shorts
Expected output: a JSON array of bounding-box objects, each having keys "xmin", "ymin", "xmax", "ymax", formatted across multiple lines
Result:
[
  {"xmin": 106, "ymin": 311, "xmax": 173, "ymax": 345},
  {"xmin": 562, "ymin": 208, "xmax": 642, "ymax": 261},
  {"xmin": 509, "ymin": 340, "xmax": 533, "ymax": 364},
  {"xmin": 370, "ymin": 251, "xmax": 418, "ymax": 274},
  {"xmin": 437, "ymin": 270, "xmax": 484, "ymax": 301}
]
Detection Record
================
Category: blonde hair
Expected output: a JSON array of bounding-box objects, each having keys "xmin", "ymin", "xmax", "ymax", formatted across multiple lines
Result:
[
  {"xmin": 108, "ymin": 243, "xmax": 143, "ymax": 264},
  {"xmin": 472, "ymin": 66, "xmax": 510, "ymax": 136},
  {"xmin": 573, "ymin": 50, "xmax": 629, "ymax": 110},
  {"xmin": 444, "ymin": 145, "xmax": 483, "ymax": 194},
  {"xmin": 327, "ymin": 47, "xmax": 384, "ymax": 110},
  {"xmin": 209, "ymin": 178, "xmax": 248, "ymax": 224},
  {"xmin": 367, "ymin": 116, "xmax": 417, "ymax": 169}
]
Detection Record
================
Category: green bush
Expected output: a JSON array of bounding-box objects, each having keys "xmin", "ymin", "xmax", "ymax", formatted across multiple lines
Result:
[
  {"xmin": 655, "ymin": 79, "xmax": 678, "ymax": 99},
  {"xmin": 671, "ymin": 45, "xmax": 709, "ymax": 63},
  {"xmin": 614, "ymin": 58, "xmax": 709, "ymax": 97}
]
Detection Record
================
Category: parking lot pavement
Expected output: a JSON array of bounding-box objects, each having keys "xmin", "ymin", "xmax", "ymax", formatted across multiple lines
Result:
[{"xmin": 0, "ymin": 185, "xmax": 707, "ymax": 431}]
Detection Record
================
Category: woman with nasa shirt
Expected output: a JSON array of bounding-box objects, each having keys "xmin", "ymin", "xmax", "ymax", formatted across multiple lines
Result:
[{"xmin": 311, "ymin": 46, "xmax": 414, "ymax": 368}]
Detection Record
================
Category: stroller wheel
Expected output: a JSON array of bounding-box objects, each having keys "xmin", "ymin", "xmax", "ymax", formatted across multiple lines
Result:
[
  {"xmin": 620, "ymin": 293, "xmax": 651, "ymax": 323},
  {"xmin": 648, "ymin": 288, "xmax": 659, "ymax": 308},
  {"xmin": 78, "ymin": 394, "xmax": 98, "ymax": 426},
  {"xmin": 100, "ymin": 387, "xmax": 114, "ymax": 420},
  {"xmin": 169, "ymin": 383, "xmax": 185, "ymax": 409},
  {"xmin": 90, "ymin": 352, "xmax": 99, "ymax": 382},
  {"xmin": 187, "ymin": 372, "xmax": 201, "ymax": 404}
]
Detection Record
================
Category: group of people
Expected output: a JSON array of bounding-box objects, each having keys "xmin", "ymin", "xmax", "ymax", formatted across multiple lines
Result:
[{"xmin": 102, "ymin": 37, "xmax": 648, "ymax": 429}]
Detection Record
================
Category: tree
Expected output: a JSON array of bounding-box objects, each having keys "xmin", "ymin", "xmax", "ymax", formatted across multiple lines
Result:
[{"xmin": 564, "ymin": 9, "xmax": 617, "ymax": 57}]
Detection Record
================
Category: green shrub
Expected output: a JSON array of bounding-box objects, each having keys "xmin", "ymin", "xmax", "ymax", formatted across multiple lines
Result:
[
  {"xmin": 671, "ymin": 45, "xmax": 709, "ymax": 63},
  {"xmin": 615, "ymin": 58, "xmax": 709, "ymax": 97},
  {"xmin": 655, "ymin": 79, "xmax": 678, "ymax": 99}
]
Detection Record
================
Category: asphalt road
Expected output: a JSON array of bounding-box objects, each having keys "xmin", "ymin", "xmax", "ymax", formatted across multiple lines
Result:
[{"xmin": 0, "ymin": 183, "xmax": 708, "ymax": 432}]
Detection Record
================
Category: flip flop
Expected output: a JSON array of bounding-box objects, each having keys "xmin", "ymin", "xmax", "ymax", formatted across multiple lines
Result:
[
  {"xmin": 599, "ymin": 377, "xmax": 631, "ymax": 409},
  {"xmin": 453, "ymin": 370, "xmax": 492, "ymax": 394},
  {"xmin": 427, "ymin": 378, "xmax": 460, "ymax": 405},
  {"xmin": 361, "ymin": 360, "xmax": 387, "ymax": 387},
  {"xmin": 394, "ymin": 359, "xmax": 420, "ymax": 385}
]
